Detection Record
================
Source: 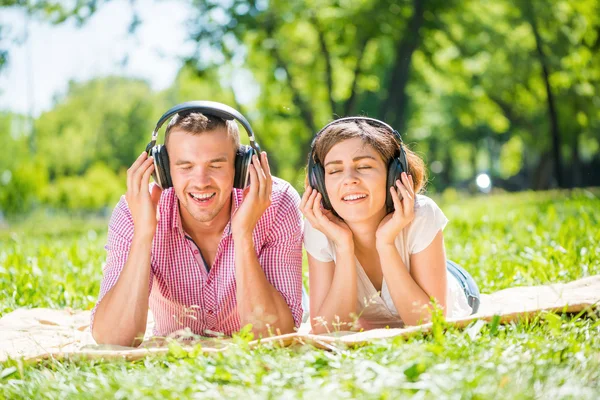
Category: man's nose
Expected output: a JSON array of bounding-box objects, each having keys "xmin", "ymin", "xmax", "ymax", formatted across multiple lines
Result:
[{"xmin": 194, "ymin": 166, "xmax": 212, "ymax": 185}]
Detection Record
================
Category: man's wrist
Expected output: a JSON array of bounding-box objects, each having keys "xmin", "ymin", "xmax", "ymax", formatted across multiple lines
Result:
[
  {"xmin": 232, "ymin": 229, "xmax": 254, "ymax": 245},
  {"xmin": 133, "ymin": 227, "xmax": 156, "ymax": 243}
]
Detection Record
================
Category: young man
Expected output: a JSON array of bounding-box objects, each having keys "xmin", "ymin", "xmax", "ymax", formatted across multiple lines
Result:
[{"xmin": 91, "ymin": 112, "xmax": 303, "ymax": 346}]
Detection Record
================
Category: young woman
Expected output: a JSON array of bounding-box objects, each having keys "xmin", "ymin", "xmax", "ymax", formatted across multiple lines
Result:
[{"xmin": 301, "ymin": 118, "xmax": 480, "ymax": 333}]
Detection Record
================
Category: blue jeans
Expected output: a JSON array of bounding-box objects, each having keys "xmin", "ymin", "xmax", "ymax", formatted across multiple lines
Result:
[{"xmin": 446, "ymin": 260, "xmax": 481, "ymax": 314}]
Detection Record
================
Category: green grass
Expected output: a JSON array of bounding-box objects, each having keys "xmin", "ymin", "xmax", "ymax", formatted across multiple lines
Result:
[{"xmin": 1, "ymin": 189, "xmax": 600, "ymax": 399}]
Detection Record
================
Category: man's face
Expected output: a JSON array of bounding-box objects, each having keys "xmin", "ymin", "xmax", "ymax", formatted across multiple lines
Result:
[{"xmin": 167, "ymin": 127, "xmax": 236, "ymax": 223}]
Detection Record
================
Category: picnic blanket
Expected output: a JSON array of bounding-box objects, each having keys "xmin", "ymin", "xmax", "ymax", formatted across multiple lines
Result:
[{"xmin": 1, "ymin": 275, "xmax": 599, "ymax": 363}]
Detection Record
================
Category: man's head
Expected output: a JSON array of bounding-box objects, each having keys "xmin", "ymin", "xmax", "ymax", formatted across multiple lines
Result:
[{"xmin": 165, "ymin": 112, "xmax": 241, "ymax": 224}]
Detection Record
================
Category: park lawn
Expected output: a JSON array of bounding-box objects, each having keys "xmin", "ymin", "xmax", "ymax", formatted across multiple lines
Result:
[{"xmin": 1, "ymin": 189, "xmax": 599, "ymax": 399}]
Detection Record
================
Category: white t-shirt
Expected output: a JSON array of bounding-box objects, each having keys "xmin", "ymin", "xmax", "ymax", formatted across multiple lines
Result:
[{"xmin": 304, "ymin": 194, "xmax": 472, "ymax": 329}]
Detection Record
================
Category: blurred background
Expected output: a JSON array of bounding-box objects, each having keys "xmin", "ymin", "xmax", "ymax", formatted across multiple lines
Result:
[{"xmin": 0, "ymin": 0, "xmax": 599, "ymax": 220}]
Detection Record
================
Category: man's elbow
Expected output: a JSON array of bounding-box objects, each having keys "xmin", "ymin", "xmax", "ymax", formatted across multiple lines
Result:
[{"xmin": 92, "ymin": 326, "xmax": 143, "ymax": 348}]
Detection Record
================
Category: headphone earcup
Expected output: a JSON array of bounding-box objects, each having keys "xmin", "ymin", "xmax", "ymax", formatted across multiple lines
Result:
[
  {"xmin": 386, "ymin": 157, "xmax": 405, "ymax": 213},
  {"xmin": 309, "ymin": 163, "xmax": 333, "ymax": 211},
  {"xmin": 234, "ymin": 144, "xmax": 254, "ymax": 189},
  {"xmin": 151, "ymin": 145, "xmax": 172, "ymax": 189}
]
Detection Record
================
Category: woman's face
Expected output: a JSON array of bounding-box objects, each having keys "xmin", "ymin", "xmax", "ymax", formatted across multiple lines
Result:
[{"xmin": 323, "ymin": 138, "xmax": 388, "ymax": 223}]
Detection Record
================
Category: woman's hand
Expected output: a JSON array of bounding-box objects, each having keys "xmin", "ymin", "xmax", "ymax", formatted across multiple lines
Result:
[
  {"xmin": 301, "ymin": 186, "xmax": 353, "ymax": 249},
  {"xmin": 376, "ymin": 172, "xmax": 415, "ymax": 247}
]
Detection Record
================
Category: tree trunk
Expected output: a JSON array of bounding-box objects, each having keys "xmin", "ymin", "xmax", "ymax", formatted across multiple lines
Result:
[
  {"xmin": 312, "ymin": 14, "xmax": 337, "ymax": 117},
  {"xmin": 380, "ymin": 0, "xmax": 426, "ymax": 133},
  {"xmin": 524, "ymin": 3, "xmax": 564, "ymax": 188},
  {"xmin": 343, "ymin": 38, "xmax": 369, "ymax": 116},
  {"xmin": 571, "ymin": 131, "xmax": 581, "ymax": 188}
]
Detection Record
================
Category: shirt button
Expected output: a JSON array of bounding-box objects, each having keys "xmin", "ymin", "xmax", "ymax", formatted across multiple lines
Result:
[
  {"xmin": 194, "ymin": 250, "xmax": 199, "ymax": 254},
  {"xmin": 207, "ymin": 310, "xmax": 214, "ymax": 315}
]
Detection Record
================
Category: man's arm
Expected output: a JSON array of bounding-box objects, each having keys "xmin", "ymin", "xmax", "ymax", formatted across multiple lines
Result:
[
  {"xmin": 91, "ymin": 152, "xmax": 161, "ymax": 347},
  {"xmin": 233, "ymin": 231, "xmax": 298, "ymax": 336},
  {"xmin": 91, "ymin": 229, "xmax": 153, "ymax": 347},
  {"xmin": 231, "ymin": 152, "xmax": 302, "ymax": 337}
]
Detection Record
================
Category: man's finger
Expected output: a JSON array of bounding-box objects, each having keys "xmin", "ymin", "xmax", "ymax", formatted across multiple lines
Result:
[
  {"xmin": 132, "ymin": 157, "xmax": 154, "ymax": 196},
  {"xmin": 262, "ymin": 152, "xmax": 272, "ymax": 201},
  {"xmin": 247, "ymin": 164, "xmax": 259, "ymax": 198},
  {"xmin": 127, "ymin": 152, "xmax": 147, "ymax": 190},
  {"xmin": 141, "ymin": 163, "xmax": 155, "ymax": 201},
  {"xmin": 252, "ymin": 154, "xmax": 267, "ymax": 199}
]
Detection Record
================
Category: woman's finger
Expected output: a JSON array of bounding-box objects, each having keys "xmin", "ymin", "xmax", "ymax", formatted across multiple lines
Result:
[
  {"xmin": 304, "ymin": 188, "xmax": 318, "ymax": 216},
  {"xmin": 401, "ymin": 172, "xmax": 414, "ymax": 198},
  {"xmin": 395, "ymin": 179, "xmax": 409, "ymax": 202},
  {"xmin": 313, "ymin": 193, "xmax": 326, "ymax": 219},
  {"xmin": 390, "ymin": 185, "xmax": 403, "ymax": 214},
  {"xmin": 300, "ymin": 186, "xmax": 312, "ymax": 211},
  {"xmin": 303, "ymin": 190, "xmax": 319, "ymax": 226}
]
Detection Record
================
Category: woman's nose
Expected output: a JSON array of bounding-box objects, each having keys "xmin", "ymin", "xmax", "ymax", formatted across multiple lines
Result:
[{"xmin": 341, "ymin": 169, "xmax": 359, "ymax": 186}]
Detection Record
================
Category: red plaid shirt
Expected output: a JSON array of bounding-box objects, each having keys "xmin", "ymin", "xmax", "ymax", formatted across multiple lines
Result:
[{"xmin": 91, "ymin": 177, "xmax": 304, "ymax": 337}]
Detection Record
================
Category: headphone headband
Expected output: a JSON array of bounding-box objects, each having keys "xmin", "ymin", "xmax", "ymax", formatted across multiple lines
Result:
[
  {"xmin": 310, "ymin": 116, "xmax": 403, "ymax": 163},
  {"xmin": 150, "ymin": 100, "xmax": 259, "ymax": 153}
]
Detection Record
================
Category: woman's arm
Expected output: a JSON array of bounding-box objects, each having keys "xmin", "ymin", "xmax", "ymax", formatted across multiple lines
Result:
[
  {"xmin": 377, "ymin": 230, "xmax": 448, "ymax": 325},
  {"xmin": 307, "ymin": 248, "xmax": 358, "ymax": 334}
]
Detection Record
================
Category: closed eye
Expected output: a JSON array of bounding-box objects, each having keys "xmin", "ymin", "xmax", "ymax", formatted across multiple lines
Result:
[
  {"xmin": 358, "ymin": 166, "xmax": 371, "ymax": 170},
  {"xmin": 327, "ymin": 169, "xmax": 341, "ymax": 175}
]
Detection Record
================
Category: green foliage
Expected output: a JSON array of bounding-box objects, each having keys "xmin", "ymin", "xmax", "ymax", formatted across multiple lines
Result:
[
  {"xmin": 1, "ymin": 0, "xmax": 600, "ymax": 209},
  {"xmin": 35, "ymin": 77, "xmax": 161, "ymax": 177},
  {"xmin": 43, "ymin": 163, "xmax": 124, "ymax": 211},
  {"xmin": 0, "ymin": 160, "xmax": 48, "ymax": 216}
]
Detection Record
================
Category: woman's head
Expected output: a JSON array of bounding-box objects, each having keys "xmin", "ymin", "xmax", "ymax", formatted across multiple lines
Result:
[{"xmin": 310, "ymin": 119, "xmax": 427, "ymax": 222}]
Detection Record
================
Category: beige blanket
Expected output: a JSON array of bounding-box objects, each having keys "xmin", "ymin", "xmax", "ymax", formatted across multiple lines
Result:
[{"xmin": 2, "ymin": 275, "xmax": 598, "ymax": 363}]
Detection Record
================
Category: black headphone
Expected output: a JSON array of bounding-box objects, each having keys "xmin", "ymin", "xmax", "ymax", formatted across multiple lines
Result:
[
  {"xmin": 307, "ymin": 117, "xmax": 408, "ymax": 215},
  {"xmin": 145, "ymin": 101, "xmax": 261, "ymax": 190}
]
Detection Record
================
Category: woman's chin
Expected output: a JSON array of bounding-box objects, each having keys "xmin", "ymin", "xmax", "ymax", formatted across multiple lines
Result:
[{"xmin": 335, "ymin": 206, "xmax": 383, "ymax": 224}]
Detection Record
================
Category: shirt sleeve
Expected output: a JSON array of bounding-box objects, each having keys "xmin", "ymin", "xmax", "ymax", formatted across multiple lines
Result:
[
  {"xmin": 406, "ymin": 195, "xmax": 449, "ymax": 254},
  {"xmin": 303, "ymin": 219, "xmax": 335, "ymax": 262},
  {"xmin": 259, "ymin": 185, "xmax": 305, "ymax": 328},
  {"xmin": 89, "ymin": 196, "xmax": 154, "ymax": 331}
]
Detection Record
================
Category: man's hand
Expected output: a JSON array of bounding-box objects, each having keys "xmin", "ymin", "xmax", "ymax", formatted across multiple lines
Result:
[
  {"xmin": 231, "ymin": 152, "xmax": 272, "ymax": 238},
  {"xmin": 301, "ymin": 186, "xmax": 353, "ymax": 250},
  {"xmin": 376, "ymin": 172, "xmax": 415, "ymax": 247},
  {"xmin": 126, "ymin": 152, "xmax": 163, "ymax": 239}
]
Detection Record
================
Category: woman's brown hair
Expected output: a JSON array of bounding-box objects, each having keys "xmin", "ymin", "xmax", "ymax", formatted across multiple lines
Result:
[{"xmin": 310, "ymin": 119, "xmax": 427, "ymax": 193}]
